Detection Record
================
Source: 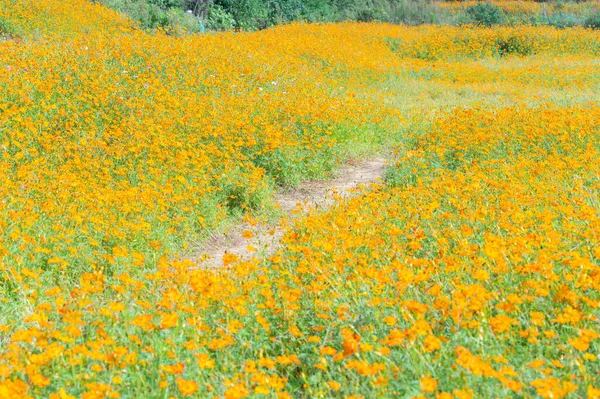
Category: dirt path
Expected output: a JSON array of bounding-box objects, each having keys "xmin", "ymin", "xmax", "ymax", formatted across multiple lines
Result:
[{"xmin": 190, "ymin": 158, "xmax": 387, "ymax": 268}]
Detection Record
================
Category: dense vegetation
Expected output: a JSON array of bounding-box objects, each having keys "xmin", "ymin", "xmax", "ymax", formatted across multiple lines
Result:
[
  {"xmin": 98, "ymin": 0, "xmax": 600, "ymax": 32},
  {"xmin": 1, "ymin": 0, "xmax": 599, "ymax": 398}
]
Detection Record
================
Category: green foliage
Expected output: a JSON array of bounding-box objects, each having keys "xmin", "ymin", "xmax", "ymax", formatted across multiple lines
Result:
[
  {"xmin": 205, "ymin": 3, "xmax": 235, "ymax": 30},
  {"xmin": 167, "ymin": 7, "xmax": 204, "ymax": 32},
  {"xmin": 100, "ymin": 0, "xmax": 202, "ymax": 32},
  {"xmin": 354, "ymin": 7, "xmax": 376, "ymax": 22},
  {"xmin": 495, "ymin": 34, "xmax": 534, "ymax": 56},
  {"xmin": 386, "ymin": 0, "xmax": 458, "ymax": 25},
  {"xmin": 213, "ymin": 0, "xmax": 336, "ymax": 29},
  {"xmin": 148, "ymin": 0, "xmax": 184, "ymax": 8},
  {"xmin": 294, "ymin": 0, "xmax": 336, "ymax": 22},
  {"xmin": 268, "ymin": 0, "xmax": 310, "ymax": 24},
  {"xmin": 215, "ymin": 0, "xmax": 268, "ymax": 29},
  {"xmin": 546, "ymin": 12, "xmax": 581, "ymax": 28},
  {"xmin": 584, "ymin": 11, "xmax": 600, "ymax": 29},
  {"xmin": 466, "ymin": 2, "xmax": 506, "ymax": 26},
  {"xmin": 100, "ymin": 0, "xmax": 596, "ymax": 32},
  {"xmin": 100, "ymin": 0, "xmax": 459, "ymax": 31},
  {"xmin": 0, "ymin": 16, "xmax": 17, "ymax": 36}
]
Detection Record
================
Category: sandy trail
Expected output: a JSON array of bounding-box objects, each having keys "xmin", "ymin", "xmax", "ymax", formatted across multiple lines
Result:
[{"xmin": 190, "ymin": 158, "xmax": 387, "ymax": 268}]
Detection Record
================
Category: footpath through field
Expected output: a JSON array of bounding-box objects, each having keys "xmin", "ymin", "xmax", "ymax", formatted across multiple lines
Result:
[{"xmin": 191, "ymin": 159, "xmax": 387, "ymax": 267}]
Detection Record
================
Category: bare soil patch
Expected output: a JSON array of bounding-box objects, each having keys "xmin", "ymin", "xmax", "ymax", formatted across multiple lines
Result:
[{"xmin": 189, "ymin": 158, "xmax": 387, "ymax": 268}]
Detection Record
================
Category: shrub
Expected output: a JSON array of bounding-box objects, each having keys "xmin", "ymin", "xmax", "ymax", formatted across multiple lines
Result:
[
  {"xmin": 148, "ymin": 0, "xmax": 184, "ymax": 8},
  {"xmin": 205, "ymin": 3, "xmax": 235, "ymax": 30},
  {"xmin": 166, "ymin": 8, "xmax": 205, "ymax": 33},
  {"xmin": 584, "ymin": 11, "xmax": 600, "ymax": 29},
  {"xmin": 214, "ymin": 0, "xmax": 268, "ymax": 29},
  {"xmin": 100, "ymin": 0, "xmax": 203, "ymax": 32},
  {"xmin": 146, "ymin": 4, "xmax": 170, "ymax": 28},
  {"xmin": 354, "ymin": 7, "xmax": 376, "ymax": 22},
  {"xmin": 466, "ymin": 2, "xmax": 506, "ymax": 26},
  {"xmin": 496, "ymin": 34, "xmax": 534, "ymax": 56},
  {"xmin": 349, "ymin": 0, "xmax": 393, "ymax": 23},
  {"xmin": 387, "ymin": 0, "xmax": 457, "ymax": 26},
  {"xmin": 212, "ymin": 0, "xmax": 336, "ymax": 29},
  {"xmin": 546, "ymin": 12, "xmax": 581, "ymax": 29},
  {"xmin": 296, "ymin": 0, "xmax": 335, "ymax": 22}
]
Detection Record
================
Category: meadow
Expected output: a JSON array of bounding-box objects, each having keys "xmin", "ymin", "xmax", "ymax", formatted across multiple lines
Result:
[{"xmin": 0, "ymin": 0, "xmax": 599, "ymax": 397}]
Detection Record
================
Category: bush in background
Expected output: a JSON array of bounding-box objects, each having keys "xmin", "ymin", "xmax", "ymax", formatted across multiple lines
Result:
[
  {"xmin": 387, "ymin": 0, "xmax": 458, "ymax": 25},
  {"xmin": 97, "ymin": 0, "xmax": 600, "ymax": 32},
  {"xmin": 466, "ymin": 2, "xmax": 506, "ymax": 26},
  {"xmin": 98, "ymin": 0, "xmax": 460, "ymax": 30},
  {"xmin": 546, "ymin": 12, "xmax": 581, "ymax": 28},
  {"xmin": 99, "ymin": 0, "xmax": 203, "ymax": 32},
  {"xmin": 584, "ymin": 10, "xmax": 600, "ymax": 29},
  {"xmin": 205, "ymin": 3, "xmax": 235, "ymax": 30}
]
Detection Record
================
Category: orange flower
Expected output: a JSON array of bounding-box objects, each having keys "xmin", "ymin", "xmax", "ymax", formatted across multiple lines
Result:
[
  {"xmin": 159, "ymin": 313, "xmax": 179, "ymax": 330},
  {"xmin": 195, "ymin": 353, "xmax": 215, "ymax": 370},
  {"xmin": 423, "ymin": 334, "xmax": 441, "ymax": 352},
  {"xmin": 327, "ymin": 381, "xmax": 341, "ymax": 391},
  {"xmin": 161, "ymin": 363, "xmax": 185, "ymax": 375},
  {"xmin": 342, "ymin": 328, "xmax": 361, "ymax": 358},
  {"xmin": 176, "ymin": 378, "xmax": 198, "ymax": 396},
  {"xmin": 420, "ymin": 376, "xmax": 438, "ymax": 393},
  {"xmin": 224, "ymin": 383, "xmax": 250, "ymax": 399},
  {"xmin": 131, "ymin": 315, "xmax": 154, "ymax": 332}
]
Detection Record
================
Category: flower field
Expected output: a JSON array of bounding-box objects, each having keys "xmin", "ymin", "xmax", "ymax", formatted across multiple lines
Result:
[{"xmin": 1, "ymin": 0, "xmax": 599, "ymax": 398}]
